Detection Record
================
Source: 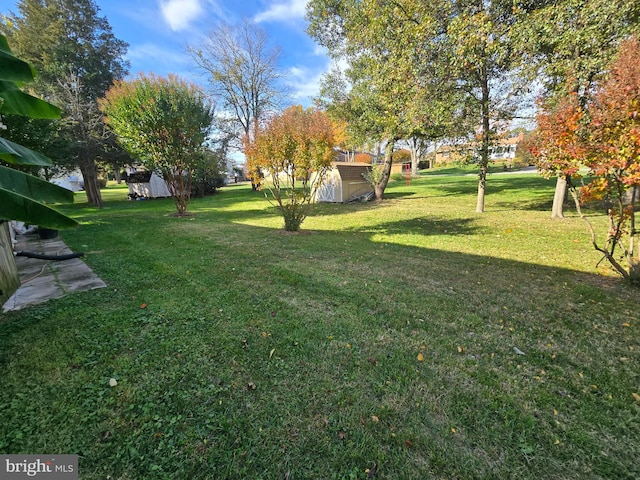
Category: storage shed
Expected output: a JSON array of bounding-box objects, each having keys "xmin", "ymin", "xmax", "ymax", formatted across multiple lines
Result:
[
  {"xmin": 126, "ymin": 171, "xmax": 171, "ymax": 199},
  {"xmin": 315, "ymin": 162, "xmax": 373, "ymax": 203}
]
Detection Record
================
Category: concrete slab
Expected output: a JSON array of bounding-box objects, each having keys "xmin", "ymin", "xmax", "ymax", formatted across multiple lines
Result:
[{"xmin": 2, "ymin": 233, "xmax": 106, "ymax": 313}]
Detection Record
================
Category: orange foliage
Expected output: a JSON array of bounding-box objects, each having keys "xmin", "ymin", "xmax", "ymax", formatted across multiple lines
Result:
[
  {"xmin": 531, "ymin": 36, "xmax": 640, "ymax": 280},
  {"xmin": 245, "ymin": 105, "xmax": 335, "ymax": 177},
  {"xmin": 354, "ymin": 153, "xmax": 372, "ymax": 164}
]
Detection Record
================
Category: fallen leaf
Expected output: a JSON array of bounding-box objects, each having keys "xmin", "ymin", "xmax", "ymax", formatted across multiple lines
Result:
[
  {"xmin": 554, "ymin": 439, "xmax": 560, "ymax": 445},
  {"xmin": 109, "ymin": 378, "xmax": 118, "ymax": 387},
  {"xmin": 269, "ymin": 348, "xmax": 276, "ymax": 359},
  {"xmin": 632, "ymin": 392, "xmax": 640, "ymax": 402},
  {"xmin": 513, "ymin": 347, "xmax": 525, "ymax": 356},
  {"xmin": 140, "ymin": 303, "xmax": 147, "ymax": 309},
  {"xmin": 247, "ymin": 382, "xmax": 256, "ymax": 390},
  {"xmin": 417, "ymin": 353, "xmax": 424, "ymax": 362},
  {"xmin": 457, "ymin": 346, "xmax": 464, "ymax": 353},
  {"xmin": 404, "ymin": 439, "xmax": 413, "ymax": 447},
  {"xmin": 622, "ymin": 323, "xmax": 630, "ymax": 327},
  {"xmin": 371, "ymin": 415, "xmax": 379, "ymax": 423},
  {"xmin": 553, "ymin": 409, "xmax": 558, "ymax": 416},
  {"xmin": 337, "ymin": 430, "xmax": 347, "ymax": 440}
]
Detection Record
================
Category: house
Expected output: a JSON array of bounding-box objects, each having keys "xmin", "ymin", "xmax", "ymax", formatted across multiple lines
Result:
[
  {"xmin": 315, "ymin": 162, "xmax": 373, "ymax": 203},
  {"xmin": 435, "ymin": 133, "xmax": 525, "ymax": 166}
]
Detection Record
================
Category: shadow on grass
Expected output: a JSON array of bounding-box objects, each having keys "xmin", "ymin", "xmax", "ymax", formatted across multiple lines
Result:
[
  {"xmin": 1, "ymin": 209, "xmax": 637, "ymax": 480},
  {"xmin": 350, "ymin": 216, "xmax": 482, "ymax": 237}
]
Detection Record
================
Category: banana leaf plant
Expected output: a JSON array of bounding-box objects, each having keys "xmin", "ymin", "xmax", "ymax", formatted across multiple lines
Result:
[{"xmin": 0, "ymin": 34, "xmax": 77, "ymax": 229}]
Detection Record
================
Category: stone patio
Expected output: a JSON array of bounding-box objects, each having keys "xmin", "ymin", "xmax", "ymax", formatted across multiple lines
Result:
[{"xmin": 2, "ymin": 233, "xmax": 106, "ymax": 313}]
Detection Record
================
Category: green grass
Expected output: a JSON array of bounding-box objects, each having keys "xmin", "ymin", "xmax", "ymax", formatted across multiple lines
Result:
[
  {"xmin": 420, "ymin": 163, "xmax": 512, "ymax": 176},
  {"xmin": 1, "ymin": 174, "xmax": 638, "ymax": 479}
]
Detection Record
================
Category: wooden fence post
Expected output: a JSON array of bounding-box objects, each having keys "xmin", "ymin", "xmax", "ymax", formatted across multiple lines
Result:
[{"xmin": 0, "ymin": 222, "xmax": 20, "ymax": 308}]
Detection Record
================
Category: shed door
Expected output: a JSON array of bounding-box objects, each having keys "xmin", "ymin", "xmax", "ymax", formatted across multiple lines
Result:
[{"xmin": 316, "ymin": 177, "xmax": 336, "ymax": 202}]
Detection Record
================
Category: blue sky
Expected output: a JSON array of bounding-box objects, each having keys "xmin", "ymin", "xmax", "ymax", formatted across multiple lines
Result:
[{"xmin": 2, "ymin": 0, "xmax": 331, "ymax": 106}]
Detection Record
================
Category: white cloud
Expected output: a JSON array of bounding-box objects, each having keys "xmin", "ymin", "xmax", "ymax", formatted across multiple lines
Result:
[
  {"xmin": 254, "ymin": 0, "xmax": 307, "ymax": 23},
  {"xmin": 127, "ymin": 43, "xmax": 191, "ymax": 72},
  {"xmin": 159, "ymin": 0, "xmax": 203, "ymax": 31},
  {"xmin": 287, "ymin": 65, "xmax": 324, "ymax": 104}
]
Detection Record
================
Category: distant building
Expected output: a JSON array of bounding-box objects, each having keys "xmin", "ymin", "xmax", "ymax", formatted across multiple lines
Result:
[{"xmin": 435, "ymin": 132, "xmax": 525, "ymax": 166}]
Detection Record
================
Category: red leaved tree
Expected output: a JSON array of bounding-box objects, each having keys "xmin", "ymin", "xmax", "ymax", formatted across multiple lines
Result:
[
  {"xmin": 531, "ymin": 36, "xmax": 640, "ymax": 282},
  {"xmin": 245, "ymin": 106, "xmax": 335, "ymax": 231}
]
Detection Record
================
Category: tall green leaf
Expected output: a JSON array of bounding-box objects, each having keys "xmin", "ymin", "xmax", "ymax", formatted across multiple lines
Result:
[
  {"xmin": 0, "ymin": 137, "xmax": 53, "ymax": 166},
  {"xmin": 0, "ymin": 188, "xmax": 78, "ymax": 229},
  {"xmin": 0, "ymin": 164, "xmax": 75, "ymax": 204},
  {"xmin": 0, "ymin": 80, "xmax": 61, "ymax": 118},
  {"xmin": 0, "ymin": 34, "xmax": 35, "ymax": 84}
]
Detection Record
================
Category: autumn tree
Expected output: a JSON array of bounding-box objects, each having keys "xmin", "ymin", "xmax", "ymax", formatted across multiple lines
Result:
[
  {"xmin": 531, "ymin": 36, "xmax": 640, "ymax": 282},
  {"xmin": 245, "ymin": 106, "xmax": 335, "ymax": 231},
  {"xmin": 187, "ymin": 19, "xmax": 286, "ymax": 188},
  {"xmin": 514, "ymin": 0, "xmax": 640, "ymax": 218},
  {"xmin": 100, "ymin": 74, "xmax": 215, "ymax": 216},
  {"xmin": 1, "ymin": 0, "xmax": 129, "ymax": 207}
]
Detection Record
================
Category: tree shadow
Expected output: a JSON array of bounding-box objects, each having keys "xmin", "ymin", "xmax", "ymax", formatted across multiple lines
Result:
[{"xmin": 349, "ymin": 216, "xmax": 482, "ymax": 237}]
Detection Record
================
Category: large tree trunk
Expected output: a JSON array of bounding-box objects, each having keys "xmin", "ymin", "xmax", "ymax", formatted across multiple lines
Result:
[
  {"xmin": 409, "ymin": 138, "xmax": 420, "ymax": 177},
  {"xmin": 80, "ymin": 160, "xmax": 103, "ymax": 208},
  {"xmin": 477, "ymin": 164, "xmax": 487, "ymax": 213},
  {"xmin": 374, "ymin": 139, "xmax": 396, "ymax": 201},
  {"xmin": 477, "ymin": 65, "xmax": 491, "ymax": 213},
  {"xmin": 551, "ymin": 176, "xmax": 567, "ymax": 219}
]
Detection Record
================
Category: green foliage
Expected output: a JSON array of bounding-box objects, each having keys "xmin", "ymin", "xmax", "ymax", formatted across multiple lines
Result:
[
  {"xmin": 361, "ymin": 164, "xmax": 386, "ymax": 187},
  {"xmin": 2, "ymin": 0, "xmax": 129, "ymax": 207},
  {"xmin": 0, "ymin": 34, "xmax": 76, "ymax": 229},
  {"xmin": 192, "ymin": 150, "xmax": 226, "ymax": 198},
  {"xmin": 513, "ymin": 0, "xmax": 640, "ymax": 98},
  {"xmin": 100, "ymin": 74, "xmax": 215, "ymax": 215},
  {"xmin": 307, "ymin": 0, "xmax": 518, "ymax": 210}
]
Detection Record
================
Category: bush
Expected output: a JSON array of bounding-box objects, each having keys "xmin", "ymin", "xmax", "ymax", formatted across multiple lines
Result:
[
  {"xmin": 354, "ymin": 153, "xmax": 373, "ymax": 164},
  {"xmin": 392, "ymin": 149, "xmax": 411, "ymax": 164}
]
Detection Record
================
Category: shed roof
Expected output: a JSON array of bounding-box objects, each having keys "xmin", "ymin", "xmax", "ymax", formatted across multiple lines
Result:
[{"xmin": 333, "ymin": 162, "xmax": 371, "ymax": 181}]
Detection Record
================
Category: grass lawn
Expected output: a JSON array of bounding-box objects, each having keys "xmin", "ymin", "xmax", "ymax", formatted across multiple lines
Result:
[{"xmin": 1, "ymin": 173, "xmax": 638, "ymax": 479}]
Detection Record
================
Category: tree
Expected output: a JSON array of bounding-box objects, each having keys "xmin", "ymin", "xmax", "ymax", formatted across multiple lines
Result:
[
  {"xmin": 2, "ymin": 0, "xmax": 129, "ymax": 206},
  {"xmin": 244, "ymin": 106, "xmax": 335, "ymax": 231},
  {"xmin": 0, "ymin": 34, "xmax": 76, "ymax": 229},
  {"xmin": 514, "ymin": 0, "xmax": 640, "ymax": 218},
  {"xmin": 187, "ymin": 19, "xmax": 286, "ymax": 188},
  {"xmin": 100, "ymin": 74, "xmax": 215, "ymax": 216},
  {"xmin": 531, "ymin": 36, "xmax": 640, "ymax": 282},
  {"xmin": 307, "ymin": 0, "xmax": 513, "ymax": 208}
]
